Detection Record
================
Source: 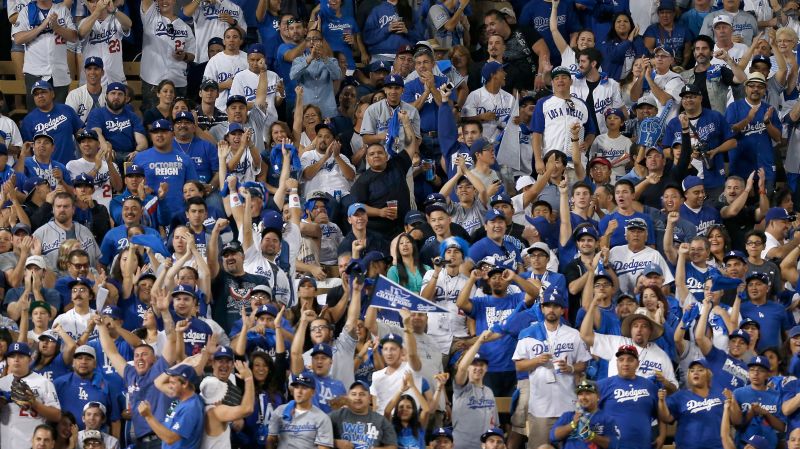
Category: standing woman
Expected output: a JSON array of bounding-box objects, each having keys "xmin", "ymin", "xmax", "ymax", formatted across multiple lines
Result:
[
  {"xmin": 386, "ymin": 386, "xmax": 430, "ymax": 449},
  {"xmin": 387, "ymin": 233, "xmax": 430, "ymax": 293},
  {"xmin": 143, "ymin": 80, "xmax": 176, "ymax": 126},
  {"xmin": 290, "ymin": 29, "xmax": 343, "ymax": 120},
  {"xmin": 599, "ymin": 12, "xmax": 647, "ymax": 81},
  {"xmin": 139, "ymin": 0, "xmax": 196, "ymax": 113},
  {"xmin": 452, "ymin": 331, "xmax": 499, "ymax": 449}
]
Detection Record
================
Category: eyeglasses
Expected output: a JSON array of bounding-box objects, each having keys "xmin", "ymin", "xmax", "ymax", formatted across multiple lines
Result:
[
  {"xmin": 286, "ymin": 18, "xmax": 299, "ymax": 25},
  {"xmin": 84, "ymin": 441, "xmax": 103, "ymax": 448},
  {"xmin": 72, "ymin": 287, "xmax": 89, "ymax": 293},
  {"xmin": 306, "ymin": 37, "xmax": 322, "ymax": 42},
  {"xmin": 746, "ymin": 241, "xmax": 764, "ymax": 246},
  {"xmin": 593, "ymin": 282, "xmax": 612, "ymax": 288},
  {"xmin": 310, "ymin": 325, "xmax": 328, "ymax": 332},
  {"xmin": 71, "ymin": 262, "xmax": 90, "ymax": 269}
]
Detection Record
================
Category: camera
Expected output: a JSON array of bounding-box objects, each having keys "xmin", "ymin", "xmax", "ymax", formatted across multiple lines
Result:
[
  {"xmin": 693, "ymin": 141, "xmax": 712, "ymax": 170},
  {"xmin": 432, "ymin": 257, "xmax": 450, "ymax": 267},
  {"xmin": 445, "ymin": 82, "xmax": 454, "ymax": 90}
]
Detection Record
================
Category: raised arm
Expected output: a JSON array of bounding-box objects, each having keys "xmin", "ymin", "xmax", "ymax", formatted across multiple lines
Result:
[
  {"xmin": 290, "ymin": 309, "xmax": 315, "ymax": 375},
  {"xmin": 208, "ymin": 218, "xmax": 228, "ymax": 278},
  {"xmin": 694, "ymin": 298, "xmax": 714, "ymax": 356},
  {"xmin": 96, "ymin": 315, "xmax": 129, "ymax": 376},
  {"xmin": 455, "ymin": 330, "xmax": 491, "ymax": 385},
  {"xmin": 209, "ymin": 361, "xmax": 256, "ymax": 422},
  {"xmin": 456, "ymin": 269, "xmax": 479, "ymax": 314},
  {"xmin": 400, "ymin": 309, "xmax": 422, "ymax": 372}
]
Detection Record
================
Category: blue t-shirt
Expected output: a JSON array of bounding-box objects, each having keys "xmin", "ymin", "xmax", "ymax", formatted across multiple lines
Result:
[
  {"xmin": 739, "ymin": 300, "xmax": 792, "ymax": 351},
  {"xmin": 275, "ymin": 43, "xmax": 298, "ymax": 104},
  {"xmin": 597, "ymin": 375, "xmax": 658, "ymax": 449},
  {"xmin": 257, "ymin": 12, "xmax": 281, "ymax": 67},
  {"xmin": 468, "ymin": 293, "xmax": 526, "ymax": 372},
  {"xmin": 124, "ymin": 356, "xmax": 171, "ymax": 438},
  {"xmin": 666, "ymin": 389, "xmax": 725, "ymax": 449},
  {"xmin": 679, "ymin": 203, "xmax": 722, "ymax": 237},
  {"xmin": 304, "ymin": 370, "xmax": 346, "ymax": 413},
  {"xmin": 319, "ymin": 8, "xmax": 360, "ymax": 69},
  {"xmin": 32, "ymin": 353, "xmax": 71, "ymax": 382},
  {"xmin": 21, "ymin": 103, "xmax": 84, "ymax": 164},
  {"xmin": 599, "ymin": 211, "xmax": 656, "ymax": 248},
  {"xmin": 24, "ymin": 157, "xmax": 72, "ymax": 189},
  {"xmin": 132, "ymin": 148, "xmax": 199, "ymax": 214},
  {"xmin": 558, "ymin": 213, "xmax": 599, "ymax": 267},
  {"xmin": 396, "ymin": 425, "xmax": 426, "ymax": 449},
  {"xmin": 118, "ymin": 293, "xmax": 150, "ymax": 331},
  {"xmin": 163, "ymin": 394, "xmax": 204, "ymax": 449},
  {"xmin": 550, "ymin": 408, "xmax": 618, "ymax": 449},
  {"xmin": 86, "ymin": 107, "xmax": 146, "ymax": 154},
  {"xmin": 172, "ymin": 137, "xmax": 219, "ymax": 184},
  {"xmin": 54, "ymin": 371, "xmax": 121, "ymax": 430},
  {"xmin": 725, "ymin": 100, "xmax": 782, "ymax": 182},
  {"xmin": 518, "ymin": 0, "xmax": 580, "ymax": 66},
  {"xmin": 468, "ymin": 237, "xmax": 523, "ymax": 271},
  {"xmin": 781, "ymin": 379, "xmax": 800, "ymax": 430},
  {"xmin": 663, "ymin": 109, "xmax": 733, "ymax": 189},
  {"xmin": 401, "ymin": 75, "xmax": 453, "ymax": 135},
  {"xmin": 734, "ymin": 385, "xmax": 782, "ymax": 449},
  {"xmin": 684, "ymin": 263, "xmax": 717, "ymax": 301},
  {"xmin": 704, "ymin": 345, "xmax": 749, "ymax": 391},
  {"xmin": 643, "ymin": 24, "xmax": 693, "ymax": 62}
]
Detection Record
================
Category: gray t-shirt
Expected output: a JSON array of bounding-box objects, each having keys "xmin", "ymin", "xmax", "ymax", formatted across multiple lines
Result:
[
  {"xmin": 360, "ymin": 99, "xmax": 421, "ymax": 155},
  {"xmin": 303, "ymin": 330, "xmax": 358, "ymax": 387},
  {"xmin": 210, "ymin": 105, "xmax": 269, "ymax": 153},
  {"xmin": 0, "ymin": 252, "xmax": 18, "ymax": 272},
  {"xmin": 452, "ymin": 382, "xmax": 500, "ymax": 449},
  {"xmin": 449, "ymin": 200, "xmax": 487, "ymax": 236},
  {"xmin": 747, "ymin": 260, "xmax": 783, "ymax": 297},
  {"xmin": 328, "ymin": 408, "xmax": 397, "ymax": 449},
  {"xmin": 269, "ymin": 404, "xmax": 334, "ymax": 449}
]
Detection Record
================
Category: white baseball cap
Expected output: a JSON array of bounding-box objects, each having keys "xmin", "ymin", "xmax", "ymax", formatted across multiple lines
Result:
[
  {"xmin": 515, "ymin": 176, "xmax": 535, "ymax": 191},
  {"xmin": 713, "ymin": 14, "xmax": 733, "ymax": 27}
]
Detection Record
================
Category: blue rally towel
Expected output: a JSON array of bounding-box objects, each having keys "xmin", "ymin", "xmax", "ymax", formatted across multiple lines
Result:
[
  {"xmin": 384, "ymin": 107, "xmax": 400, "ymax": 158},
  {"xmin": 130, "ymin": 234, "xmax": 170, "ymax": 258},
  {"xmin": 709, "ymin": 271, "xmax": 742, "ymax": 292},
  {"xmin": 269, "ymin": 143, "xmax": 302, "ymax": 176}
]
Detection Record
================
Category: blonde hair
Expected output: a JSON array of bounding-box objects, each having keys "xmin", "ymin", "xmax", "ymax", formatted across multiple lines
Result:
[
  {"xmin": 777, "ymin": 27, "xmax": 799, "ymax": 44},
  {"xmin": 57, "ymin": 239, "xmax": 81, "ymax": 271}
]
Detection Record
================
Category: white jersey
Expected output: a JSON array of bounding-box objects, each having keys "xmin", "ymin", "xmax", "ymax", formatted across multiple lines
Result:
[
  {"xmin": 532, "ymin": 94, "xmax": 592, "ymax": 159},
  {"xmin": 0, "ymin": 371, "xmax": 61, "ymax": 449},
  {"xmin": 462, "ymin": 87, "xmax": 515, "ymax": 142},
  {"xmin": 225, "ymin": 146, "xmax": 261, "ymax": 183},
  {"xmin": 78, "ymin": 15, "xmax": 129, "ymax": 85},
  {"xmin": 0, "ymin": 115, "xmax": 23, "ymax": 150},
  {"xmin": 140, "ymin": 2, "xmax": 195, "ymax": 87},
  {"xmin": 191, "ymin": 0, "xmax": 243, "ymax": 63},
  {"xmin": 12, "ymin": 3, "xmax": 75, "ymax": 86},
  {"xmin": 204, "ymin": 51, "xmax": 248, "ymax": 111},
  {"xmin": 589, "ymin": 133, "xmax": 633, "ymax": 180},
  {"xmin": 369, "ymin": 362, "xmax": 424, "ymax": 415},
  {"xmin": 571, "ymin": 76, "xmax": 624, "ymax": 134},
  {"xmin": 591, "ymin": 333, "xmax": 678, "ymax": 388},
  {"xmin": 711, "ymin": 43, "xmax": 748, "ymax": 66},
  {"xmin": 241, "ymin": 240, "xmax": 293, "ymax": 307},
  {"xmin": 65, "ymin": 157, "xmax": 118, "ymax": 209},
  {"xmin": 65, "ymin": 84, "xmax": 107, "ymax": 123},
  {"xmin": 512, "ymin": 324, "xmax": 592, "ymax": 417},
  {"xmin": 230, "ymin": 68, "xmax": 280, "ymax": 124},
  {"xmin": 7, "ymin": 0, "xmax": 26, "ymax": 21},
  {"xmin": 300, "ymin": 150, "xmax": 355, "ymax": 196},
  {"xmin": 52, "ymin": 307, "xmax": 96, "ymax": 340},
  {"xmin": 421, "ymin": 269, "xmax": 473, "ymax": 355},
  {"xmin": 609, "ymin": 245, "xmax": 674, "ymax": 296}
]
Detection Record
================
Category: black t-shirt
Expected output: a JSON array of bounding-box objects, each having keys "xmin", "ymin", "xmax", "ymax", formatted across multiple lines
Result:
[
  {"xmin": 350, "ymin": 151, "xmax": 413, "ymax": 235},
  {"xmin": 714, "ymin": 197, "xmax": 758, "ymax": 251},
  {"xmin": 585, "ymin": 78, "xmax": 601, "ymax": 133},
  {"xmin": 211, "ymin": 270, "xmax": 270, "ymax": 331},
  {"xmin": 562, "ymin": 258, "xmax": 589, "ymax": 325},
  {"xmin": 503, "ymin": 25, "xmax": 543, "ymax": 92}
]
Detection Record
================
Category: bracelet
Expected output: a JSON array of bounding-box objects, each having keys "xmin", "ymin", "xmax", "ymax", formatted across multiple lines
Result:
[
  {"xmin": 571, "ymin": 138, "xmax": 579, "ymax": 142},
  {"xmin": 681, "ymin": 127, "xmax": 689, "ymax": 131},
  {"xmin": 570, "ymin": 421, "xmax": 577, "ymax": 429}
]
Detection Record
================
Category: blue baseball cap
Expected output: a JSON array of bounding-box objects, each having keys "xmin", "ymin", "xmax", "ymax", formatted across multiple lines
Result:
[
  {"xmin": 76, "ymin": 129, "xmax": 99, "ymax": 142},
  {"xmin": 226, "ymin": 122, "xmax": 245, "ymax": 135},
  {"xmin": 172, "ymin": 284, "xmax": 197, "ymax": 299},
  {"xmin": 748, "ymin": 355, "xmax": 770, "ymax": 370},
  {"xmin": 362, "ymin": 251, "xmax": 392, "ymax": 266},
  {"xmin": 23, "ymin": 176, "xmax": 48, "ymax": 195},
  {"xmin": 213, "ymin": 346, "xmax": 234, "ymax": 360},
  {"xmin": 746, "ymin": 435, "xmax": 769, "ymax": 449},
  {"xmin": 642, "ymin": 263, "xmax": 664, "ymax": 277},
  {"xmin": 226, "ymin": 95, "xmax": 247, "ymax": 107},
  {"xmin": 208, "ymin": 37, "xmax": 223, "ymax": 48},
  {"xmin": 484, "ymin": 208, "xmax": 505, "ymax": 222},
  {"xmin": 729, "ymin": 329, "xmax": 751, "ymax": 344},
  {"xmin": 174, "ymin": 111, "xmax": 195, "ymax": 123},
  {"xmin": 688, "ymin": 358, "xmax": 709, "ymax": 369},
  {"xmin": 751, "ymin": 54, "xmax": 772, "ymax": 68},
  {"xmin": 681, "ymin": 175, "xmax": 703, "ymax": 192},
  {"xmin": 431, "ymin": 427, "xmax": 453, "ymax": 441},
  {"xmin": 541, "ymin": 287, "xmax": 567, "ymax": 308},
  {"xmin": 30, "ymin": 79, "xmax": 53, "ymax": 94},
  {"xmin": 625, "ymin": 217, "xmax": 649, "ymax": 231},
  {"xmin": 33, "ymin": 132, "xmax": 54, "ymax": 143},
  {"xmin": 348, "ymin": 203, "xmax": 367, "ymax": 217},
  {"xmin": 368, "ymin": 60, "xmax": 390, "ymax": 73},
  {"xmin": 384, "ymin": 74, "xmax": 404, "ymax": 87},
  {"xmin": 489, "ymin": 193, "xmax": 512, "ymax": 207},
  {"xmin": 424, "ymin": 193, "xmax": 446, "ymax": 205},
  {"xmin": 604, "ymin": 108, "xmax": 625, "ymax": 120},
  {"xmin": 298, "ymin": 275, "xmax": 317, "ymax": 288},
  {"xmin": 481, "ymin": 61, "xmax": 506, "ymax": 84},
  {"xmin": 745, "ymin": 272, "xmax": 771, "ymax": 284},
  {"xmin": 765, "ymin": 207, "xmax": 796, "ymax": 224},
  {"xmin": 247, "ymin": 43, "xmax": 265, "ymax": 55},
  {"xmin": 255, "ymin": 304, "xmax": 278, "ymax": 317},
  {"xmin": 68, "ymin": 277, "xmax": 95, "ymax": 289},
  {"xmin": 380, "ymin": 332, "xmax": 404, "ymax": 347},
  {"xmin": 480, "ymin": 428, "xmax": 505, "ymax": 443},
  {"xmin": 573, "ymin": 224, "xmax": 599, "ymax": 240},
  {"xmin": 165, "ymin": 364, "xmax": 197, "ymax": 383},
  {"xmin": 125, "ymin": 164, "xmax": 144, "ymax": 176},
  {"xmin": 404, "ymin": 210, "xmax": 425, "ymax": 226},
  {"xmin": 150, "ymin": 119, "xmax": 173, "ymax": 132},
  {"xmin": 107, "ymin": 82, "xmax": 126, "ymax": 93},
  {"xmin": 723, "ymin": 250, "xmax": 748, "ymax": 264},
  {"xmin": 84, "ymin": 56, "xmax": 104, "ymax": 68},
  {"xmin": 6, "ymin": 342, "xmax": 31, "ymax": 357},
  {"xmin": 741, "ymin": 318, "xmax": 761, "ymax": 330},
  {"xmin": 471, "ymin": 352, "xmax": 490, "ymax": 365},
  {"xmin": 310, "ymin": 343, "xmax": 333, "ymax": 358},
  {"xmin": 260, "ymin": 210, "xmax": 284, "ymax": 236},
  {"xmin": 73, "ymin": 173, "xmax": 95, "ymax": 187},
  {"xmin": 550, "ymin": 66, "xmax": 572, "ymax": 78},
  {"xmin": 101, "ymin": 305, "xmax": 123, "ymax": 320},
  {"xmin": 350, "ymin": 380, "xmax": 371, "ymax": 391},
  {"xmin": 290, "ymin": 373, "xmax": 316, "ymax": 389}
]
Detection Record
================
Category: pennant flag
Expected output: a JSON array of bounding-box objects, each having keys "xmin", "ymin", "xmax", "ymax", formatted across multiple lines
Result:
[
  {"xmin": 497, "ymin": 93, "xmax": 521, "ymax": 172},
  {"xmin": 370, "ymin": 275, "xmax": 449, "ymax": 313},
  {"xmin": 131, "ymin": 234, "xmax": 170, "ymax": 258}
]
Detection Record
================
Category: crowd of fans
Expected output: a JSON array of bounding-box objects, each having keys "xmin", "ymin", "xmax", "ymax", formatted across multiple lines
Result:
[{"xmin": 10, "ymin": 0, "xmax": 800, "ymax": 449}]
